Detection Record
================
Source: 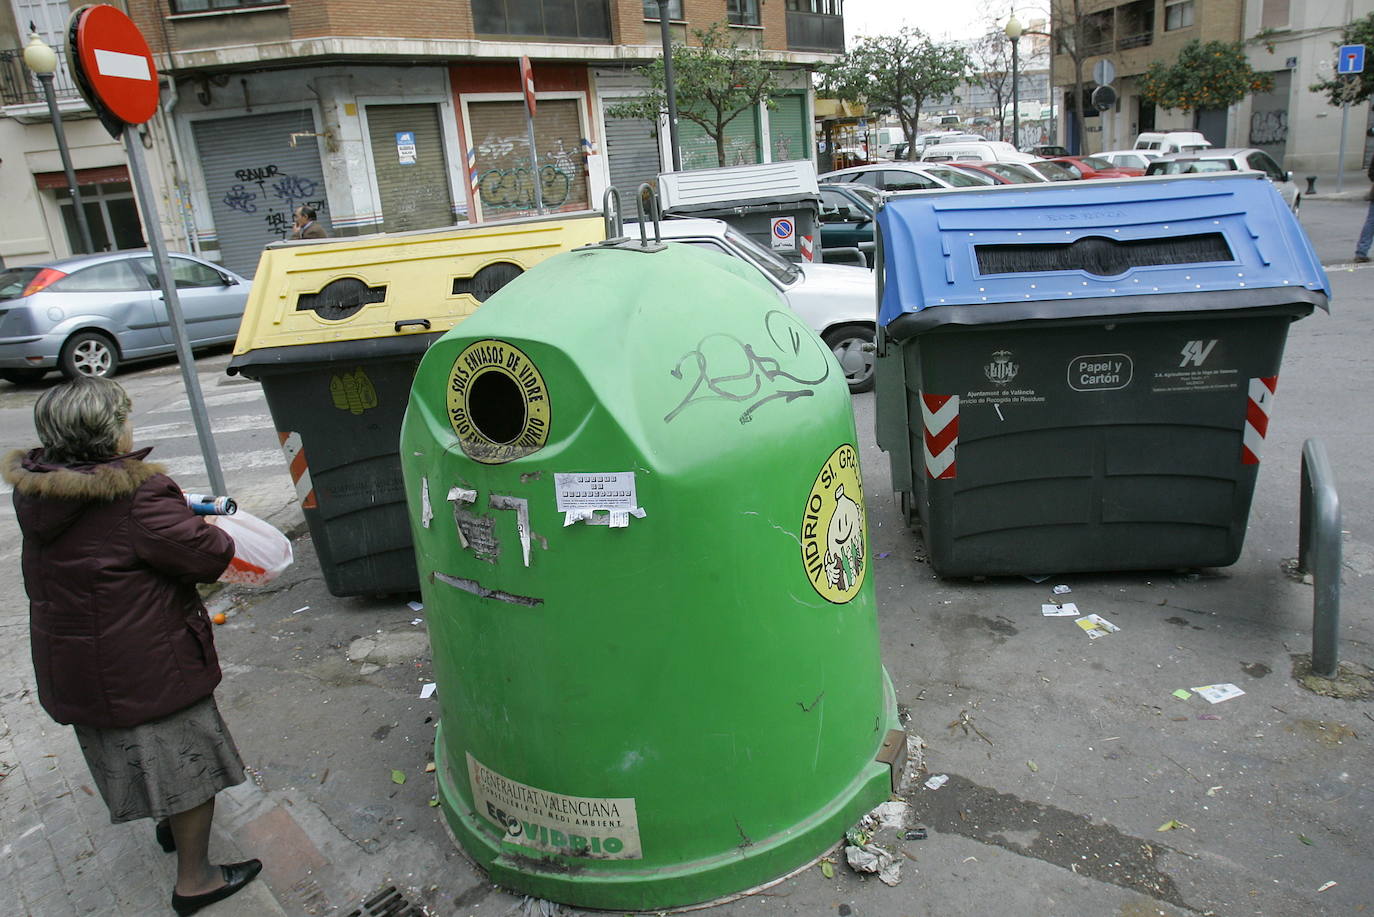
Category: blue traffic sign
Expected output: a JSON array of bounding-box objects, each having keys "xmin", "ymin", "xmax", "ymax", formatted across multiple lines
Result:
[{"xmin": 1338, "ymin": 44, "xmax": 1365, "ymax": 74}]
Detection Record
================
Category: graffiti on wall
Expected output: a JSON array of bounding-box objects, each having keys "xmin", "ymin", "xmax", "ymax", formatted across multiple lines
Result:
[
  {"xmin": 1249, "ymin": 110, "xmax": 1288, "ymax": 147},
  {"xmin": 476, "ymin": 166, "xmax": 572, "ymax": 211},
  {"xmin": 219, "ymin": 163, "xmax": 326, "ymax": 239}
]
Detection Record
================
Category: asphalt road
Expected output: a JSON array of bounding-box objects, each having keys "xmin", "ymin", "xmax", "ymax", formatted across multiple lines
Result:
[{"xmin": 0, "ymin": 196, "xmax": 1370, "ymax": 917}]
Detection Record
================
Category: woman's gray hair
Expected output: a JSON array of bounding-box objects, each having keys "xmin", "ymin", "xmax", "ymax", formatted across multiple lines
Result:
[{"xmin": 34, "ymin": 377, "xmax": 132, "ymax": 463}]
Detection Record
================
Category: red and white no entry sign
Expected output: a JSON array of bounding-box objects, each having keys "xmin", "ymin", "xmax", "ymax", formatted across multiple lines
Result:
[
  {"xmin": 73, "ymin": 5, "xmax": 158, "ymax": 126},
  {"xmin": 520, "ymin": 56, "xmax": 537, "ymax": 118}
]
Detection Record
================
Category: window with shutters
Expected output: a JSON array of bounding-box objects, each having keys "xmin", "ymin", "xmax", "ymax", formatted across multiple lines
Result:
[
  {"xmin": 468, "ymin": 99, "xmax": 590, "ymax": 220},
  {"xmin": 473, "ymin": 0, "xmax": 611, "ymax": 41},
  {"xmin": 1164, "ymin": 0, "xmax": 1194, "ymax": 31},
  {"xmin": 1261, "ymin": 0, "xmax": 1290, "ymax": 29},
  {"xmin": 728, "ymin": 0, "xmax": 760, "ymax": 26},
  {"xmin": 643, "ymin": 0, "xmax": 682, "ymax": 19}
]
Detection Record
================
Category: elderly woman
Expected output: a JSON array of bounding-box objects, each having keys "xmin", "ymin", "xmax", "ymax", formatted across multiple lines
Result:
[{"xmin": 3, "ymin": 377, "xmax": 260, "ymax": 916}]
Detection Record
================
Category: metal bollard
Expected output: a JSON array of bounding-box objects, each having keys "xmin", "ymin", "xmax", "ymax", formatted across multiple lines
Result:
[
  {"xmin": 1305, "ymin": 175, "xmax": 1318, "ymax": 195},
  {"xmin": 1297, "ymin": 438, "xmax": 1341, "ymax": 678}
]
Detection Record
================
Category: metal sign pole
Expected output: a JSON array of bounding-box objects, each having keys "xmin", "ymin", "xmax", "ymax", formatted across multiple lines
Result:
[
  {"xmin": 1338, "ymin": 97, "xmax": 1350, "ymax": 194},
  {"xmin": 525, "ymin": 108, "xmax": 544, "ymax": 214},
  {"xmin": 123, "ymin": 130, "xmax": 226, "ymax": 494}
]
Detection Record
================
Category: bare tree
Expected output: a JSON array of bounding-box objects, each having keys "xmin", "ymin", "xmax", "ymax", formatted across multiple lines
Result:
[
  {"xmin": 969, "ymin": 29, "xmax": 1014, "ymax": 142},
  {"xmin": 1049, "ymin": 0, "xmax": 1092, "ymax": 154}
]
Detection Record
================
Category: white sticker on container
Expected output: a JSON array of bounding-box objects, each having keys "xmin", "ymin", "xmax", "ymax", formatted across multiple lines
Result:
[
  {"xmin": 467, "ymin": 753, "xmax": 642, "ymax": 859},
  {"xmin": 421, "ymin": 478, "xmax": 433, "ymax": 529},
  {"xmin": 555, "ymin": 472, "xmax": 645, "ymax": 526}
]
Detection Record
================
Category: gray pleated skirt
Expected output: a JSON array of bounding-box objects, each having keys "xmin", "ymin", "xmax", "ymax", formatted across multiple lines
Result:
[{"xmin": 73, "ymin": 695, "xmax": 246, "ymax": 824}]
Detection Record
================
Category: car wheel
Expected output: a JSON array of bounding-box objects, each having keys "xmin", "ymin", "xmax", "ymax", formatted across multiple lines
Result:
[
  {"xmin": 0, "ymin": 368, "xmax": 47, "ymax": 385},
  {"xmin": 823, "ymin": 323, "xmax": 876, "ymax": 394},
  {"xmin": 59, "ymin": 331, "xmax": 119, "ymax": 379}
]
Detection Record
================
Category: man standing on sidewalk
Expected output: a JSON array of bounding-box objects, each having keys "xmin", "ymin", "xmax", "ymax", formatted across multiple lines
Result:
[{"xmin": 1353, "ymin": 156, "xmax": 1374, "ymax": 262}]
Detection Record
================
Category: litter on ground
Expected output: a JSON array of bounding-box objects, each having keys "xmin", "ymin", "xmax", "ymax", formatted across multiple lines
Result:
[
  {"xmin": 1075, "ymin": 614, "xmax": 1120, "ymax": 638},
  {"xmin": 1192, "ymin": 683, "xmax": 1245, "ymax": 704}
]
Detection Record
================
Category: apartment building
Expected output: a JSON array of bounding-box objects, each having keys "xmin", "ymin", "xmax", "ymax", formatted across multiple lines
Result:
[
  {"xmin": 0, "ymin": 0, "xmax": 843, "ymax": 276},
  {"xmin": 1052, "ymin": 0, "xmax": 1246, "ymax": 152}
]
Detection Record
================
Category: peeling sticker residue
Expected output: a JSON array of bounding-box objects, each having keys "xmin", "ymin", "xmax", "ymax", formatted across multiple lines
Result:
[
  {"xmin": 421, "ymin": 478, "xmax": 433, "ymax": 529},
  {"xmin": 447, "ymin": 487, "xmax": 477, "ymax": 504},
  {"xmin": 452, "ymin": 507, "xmax": 498, "ymax": 560},
  {"xmin": 519, "ymin": 471, "xmax": 544, "ymax": 483},
  {"xmin": 564, "ymin": 507, "xmax": 647, "ymax": 528},
  {"xmin": 432, "ymin": 571, "xmax": 541, "ymax": 606},
  {"xmin": 489, "ymin": 495, "xmax": 532, "ymax": 567}
]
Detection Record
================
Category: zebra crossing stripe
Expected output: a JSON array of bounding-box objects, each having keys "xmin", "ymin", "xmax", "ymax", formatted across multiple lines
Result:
[
  {"xmin": 278, "ymin": 431, "xmax": 318, "ymax": 509},
  {"xmin": 1241, "ymin": 376, "xmax": 1278, "ymax": 465},
  {"xmin": 921, "ymin": 392, "xmax": 959, "ymax": 479}
]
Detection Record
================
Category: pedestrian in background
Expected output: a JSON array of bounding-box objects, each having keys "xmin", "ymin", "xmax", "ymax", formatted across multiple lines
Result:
[
  {"xmin": 2, "ymin": 377, "xmax": 261, "ymax": 917},
  {"xmin": 1354, "ymin": 156, "xmax": 1374, "ymax": 262},
  {"xmin": 290, "ymin": 204, "xmax": 327, "ymax": 239}
]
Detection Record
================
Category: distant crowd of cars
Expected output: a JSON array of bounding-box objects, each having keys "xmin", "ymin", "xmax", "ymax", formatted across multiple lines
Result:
[{"xmin": 816, "ymin": 129, "xmax": 1302, "ymax": 267}]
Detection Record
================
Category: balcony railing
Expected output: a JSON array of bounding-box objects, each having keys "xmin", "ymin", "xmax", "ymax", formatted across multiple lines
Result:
[
  {"xmin": 1117, "ymin": 31, "xmax": 1152, "ymax": 50},
  {"xmin": 0, "ymin": 46, "xmax": 82, "ymax": 107},
  {"xmin": 787, "ymin": 10, "xmax": 844, "ymax": 53}
]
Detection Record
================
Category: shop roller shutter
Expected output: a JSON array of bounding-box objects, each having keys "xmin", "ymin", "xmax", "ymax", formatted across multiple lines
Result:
[
  {"xmin": 193, "ymin": 110, "xmax": 329, "ymax": 278},
  {"xmin": 367, "ymin": 103, "xmax": 457, "ymax": 234}
]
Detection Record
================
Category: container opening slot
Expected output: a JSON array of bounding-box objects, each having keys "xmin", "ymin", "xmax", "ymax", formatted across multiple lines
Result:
[
  {"xmin": 297, "ymin": 278, "xmax": 388, "ymax": 320},
  {"xmin": 468, "ymin": 370, "xmax": 526, "ymax": 445},
  {"xmin": 452, "ymin": 262, "xmax": 525, "ymax": 302},
  {"xmin": 974, "ymin": 232, "xmax": 1233, "ymax": 277}
]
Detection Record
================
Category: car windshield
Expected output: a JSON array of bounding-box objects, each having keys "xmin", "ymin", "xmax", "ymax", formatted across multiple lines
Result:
[
  {"xmin": 1149, "ymin": 159, "xmax": 1236, "ymax": 175},
  {"xmin": 1081, "ymin": 156, "xmax": 1115, "ymax": 170},
  {"xmin": 983, "ymin": 163, "xmax": 1038, "ymax": 183},
  {"xmin": 1032, "ymin": 161, "xmax": 1077, "ymax": 181},
  {"xmin": 845, "ymin": 184, "xmax": 884, "ymax": 207},
  {"xmin": 0, "ymin": 267, "xmax": 40, "ymax": 300},
  {"xmin": 923, "ymin": 166, "xmax": 995, "ymax": 187},
  {"xmin": 723, "ymin": 226, "xmax": 801, "ymax": 284}
]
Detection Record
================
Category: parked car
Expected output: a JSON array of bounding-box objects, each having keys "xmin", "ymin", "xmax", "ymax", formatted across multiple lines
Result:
[
  {"xmin": 1026, "ymin": 160, "xmax": 1080, "ymax": 182},
  {"xmin": 1143, "ymin": 148, "xmax": 1301, "ymax": 210},
  {"xmin": 920, "ymin": 141, "xmax": 1037, "ymax": 164},
  {"xmin": 0, "ymin": 251, "xmax": 252, "ymax": 383},
  {"xmin": 818, "ymin": 182, "xmax": 884, "ymax": 267},
  {"xmin": 889, "ymin": 132, "xmax": 985, "ymax": 161},
  {"xmin": 951, "ymin": 161, "xmax": 1048, "ymax": 184},
  {"xmin": 1045, "ymin": 155, "xmax": 1144, "ymax": 179},
  {"xmin": 820, "ymin": 161, "xmax": 997, "ymax": 192},
  {"xmin": 1133, "ymin": 131, "xmax": 1211, "ymax": 155},
  {"xmin": 1096, "ymin": 149, "xmax": 1163, "ymax": 171},
  {"xmin": 638, "ymin": 217, "xmax": 880, "ymax": 392},
  {"xmin": 1029, "ymin": 144, "xmax": 1071, "ymax": 157}
]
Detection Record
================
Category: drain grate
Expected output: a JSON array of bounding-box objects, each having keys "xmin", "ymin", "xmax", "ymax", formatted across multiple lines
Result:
[{"xmin": 345, "ymin": 884, "xmax": 426, "ymax": 917}]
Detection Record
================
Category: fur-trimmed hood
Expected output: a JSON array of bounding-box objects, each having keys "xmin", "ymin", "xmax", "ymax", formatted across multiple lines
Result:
[{"xmin": 4, "ymin": 447, "xmax": 164, "ymax": 543}]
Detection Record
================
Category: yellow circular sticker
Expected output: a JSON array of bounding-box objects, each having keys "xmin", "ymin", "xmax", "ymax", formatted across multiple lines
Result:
[
  {"xmin": 446, "ymin": 339, "xmax": 551, "ymax": 464},
  {"xmin": 800, "ymin": 444, "xmax": 867, "ymax": 603}
]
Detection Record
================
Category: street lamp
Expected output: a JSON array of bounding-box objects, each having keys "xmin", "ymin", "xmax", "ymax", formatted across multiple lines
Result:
[
  {"xmin": 656, "ymin": 0, "xmax": 681, "ymax": 171},
  {"xmin": 1004, "ymin": 14, "xmax": 1022, "ymax": 152},
  {"xmin": 24, "ymin": 31, "xmax": 95, "ymax": 254}
]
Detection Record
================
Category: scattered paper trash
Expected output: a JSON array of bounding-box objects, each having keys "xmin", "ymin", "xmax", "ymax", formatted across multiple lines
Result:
[
  {"xmin": 420, "ymin": 682, "xmax": 437, "ymax": 699},
  {"xmin": 871, "ymin": 800, "xmax": 911, "ymax": 829},
  {"xmin": 408, "ymin": 600, "xmax": 424, "ymax": 612},
  {"xmin": 1206, "ymin": 785, "xmax": 1222, "ymax": 797},
  {"xmin": 292, "ymin": 606, "xmax": 310, "ymax": 615},
  {"xmin": 1042, "ymin": 602, "xmax": 1079, "ymax": 617},
  {"xmin": 1172, "ymin": 689, "xmax": 1193, "ymax": 701},
  {"xmin": 1317, "ymin": 881, "xmax": 1337, "ymax": 893},
  {"xmin": 1025, "ymin": 573, "xmax": 1052, "ymax": 583},
  {"xmin": 1192, "ymin": 683, "xmax": 1245, "ymax": 704},
  {"xmin": 1197, "ymin": 713, "xmax": 1222, "ymax": 720},
  {"xmin": 844, "ymin": 842, "xmax": 901, "ymax": 886},
  {"xmin": 1052, "ymin": 584, "xmax": 1072, "ymax": 595},
  {"xmin": 411, "ymin": 618, "xmax": 423, "ymax": 626},
  {"xmin": 924, "ymin": 774, "xmax": 949, "ymax": 790},
  {"xmin": 904, "ymin": 827, "xmax": 928, "ymax": 841},
  {"xmin": 1076, "ymin": 614, "xmax": 1121, "ymax": 638}
]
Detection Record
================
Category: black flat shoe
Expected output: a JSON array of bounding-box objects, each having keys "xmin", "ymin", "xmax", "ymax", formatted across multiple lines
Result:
[
  {"xmin": 155, "ymin": 820, "xmax": 175, "ymax": 853},
  {"xmin": 171, "ymin": 859, "xmax": 263, "ymax": 916}
]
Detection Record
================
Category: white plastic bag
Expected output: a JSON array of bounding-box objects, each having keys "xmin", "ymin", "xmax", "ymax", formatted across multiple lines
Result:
[{"xmin": 207, "ymin": 510, "xmax": 293, "ymax": 585}]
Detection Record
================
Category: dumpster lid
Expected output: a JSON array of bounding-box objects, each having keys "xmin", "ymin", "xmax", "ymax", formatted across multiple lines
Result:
[
  {"xmin": 877, "ymin": 174, "xmax": 1331, "ymax": 328},
  {"xmin": 658, "ymin": 160, "xmax": 819, "ymax": 213}
]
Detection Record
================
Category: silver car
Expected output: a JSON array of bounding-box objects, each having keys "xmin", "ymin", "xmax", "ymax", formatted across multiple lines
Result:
[
  {"xmin": 632, "ymin": 218, "xmax": 879, "ymax": 392},
  {"xmin": 1143, "ymin": 148, "xmax": 1301, "ymax": 211},
  {"xmin": 0, "ymin": 251, "xmax": 251, "ymax": 383}
]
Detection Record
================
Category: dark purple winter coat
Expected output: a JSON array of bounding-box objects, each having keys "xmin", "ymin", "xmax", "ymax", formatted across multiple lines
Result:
[{"xmin": 3, "ymin": 447, "xmax": 235, "ymax": 728}]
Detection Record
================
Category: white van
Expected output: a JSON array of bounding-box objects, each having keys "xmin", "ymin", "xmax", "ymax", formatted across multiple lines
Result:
[
  {"xmin": 1133, "ymin": 131, "xmax": 1212, "ymax": 155},
  {"xmin": 920, "ymin": 140, "xmax": 1036, "ymax": 164}
]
